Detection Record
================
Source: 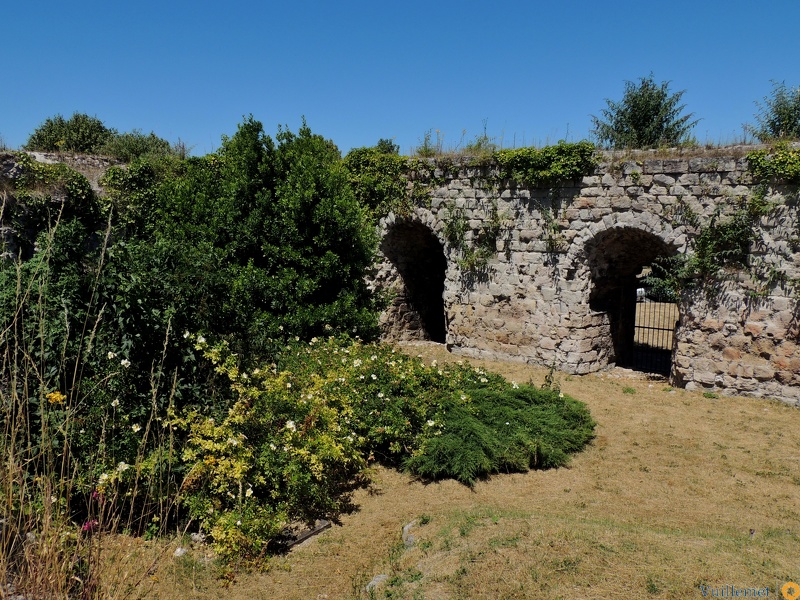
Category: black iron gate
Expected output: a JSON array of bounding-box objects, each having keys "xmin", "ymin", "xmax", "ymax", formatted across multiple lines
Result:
[{"xmin": 627, "ymin": 299, "xmax": 679, "ymax": 376}]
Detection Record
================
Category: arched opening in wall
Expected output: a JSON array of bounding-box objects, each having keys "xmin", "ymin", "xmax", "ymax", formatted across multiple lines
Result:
[
  {"xmin": 586, "ymin": 228, "xmax": 680, "ymax": 376},
  {"xmin": 381, "ymin": 221, "xmax": 447, "ymax": 343}
]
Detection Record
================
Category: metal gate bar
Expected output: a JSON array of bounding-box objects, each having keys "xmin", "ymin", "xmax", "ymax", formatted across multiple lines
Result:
[{"xmin": 629, "ymin": 300, "xmax": 679, "ymax": 376}]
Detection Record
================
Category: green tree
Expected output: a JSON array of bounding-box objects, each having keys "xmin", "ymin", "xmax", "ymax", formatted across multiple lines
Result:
[
  {"xmin": 591, "ymin": 74, "xmax": 699, "ymax": 149},
  {"xmin": 375, "ymin": 138, "xmax": 400, "ymax": 155},
  {"xmin": 24, "ymin": 112, "xmax": 116, "ymax": 153},
  {"xmin": 102, "ymin": 117, "xmax": 380, "ymax": 357},
  {"xmin": 746, "ymin": 81, "xmax": 800, "ymax": 141}
]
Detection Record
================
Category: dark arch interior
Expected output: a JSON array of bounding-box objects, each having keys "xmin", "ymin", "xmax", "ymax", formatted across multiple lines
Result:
[
  {"xmin": 381, "ymin": 222, "xmax": 447, "ymax": 343},
  {"xmin": 585, "ymin": 228, "xmax": 678, "ymax": 373}
]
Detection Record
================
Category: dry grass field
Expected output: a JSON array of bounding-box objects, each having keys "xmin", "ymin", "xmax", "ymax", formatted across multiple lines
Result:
[{"xmin": 98, "ymin": 342, "xmax": 799, "ymax": 599}]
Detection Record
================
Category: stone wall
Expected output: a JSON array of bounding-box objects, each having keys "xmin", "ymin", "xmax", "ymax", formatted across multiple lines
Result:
[{"xmin": 372, "ymin": 146, "xmax": 800, "ymax": 405}]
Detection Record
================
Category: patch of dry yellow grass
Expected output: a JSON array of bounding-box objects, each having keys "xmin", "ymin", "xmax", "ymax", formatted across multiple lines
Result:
[{"xmin": 100, "ymin": 342, "xmax": 800, "ymax": 599}]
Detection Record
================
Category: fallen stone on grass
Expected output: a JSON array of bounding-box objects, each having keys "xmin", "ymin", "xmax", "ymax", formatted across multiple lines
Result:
[
  {"xmin": 402, "ymin": 519, "xmax": 417, "ymax": 548},
  {"xmin": 366, "ymin": 573, "xmax": 388, "ymax": 592}
]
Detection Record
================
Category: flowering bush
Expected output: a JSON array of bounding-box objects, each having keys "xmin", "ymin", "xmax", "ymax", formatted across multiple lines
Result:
[{"xmin": 180, "ymin": 336, "xmax": 595, "ymax": 563}]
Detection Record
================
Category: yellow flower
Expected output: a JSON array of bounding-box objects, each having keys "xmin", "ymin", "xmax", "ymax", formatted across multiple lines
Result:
[{"xmin": 46, "ymin": 391, "xmax": 66, "ymax": 405}]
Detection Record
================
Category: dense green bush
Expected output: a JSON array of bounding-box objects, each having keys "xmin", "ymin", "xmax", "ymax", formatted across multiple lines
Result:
[
  {"xmin": 343, "ymin": 144, "xmax": 410, "ymax": 216},
  {"xmin": 1, "ymin": 117, "xmax": 385, "ymax": 545},
  {"xmin": 24, "ymin": 113, "xmax": 115, "ymax": 153}
]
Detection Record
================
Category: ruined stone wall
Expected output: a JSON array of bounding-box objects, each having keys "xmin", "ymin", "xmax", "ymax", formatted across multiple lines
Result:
[{"xmin": 373, "ymin": 147, "xmax": 800, "ymax": 405}]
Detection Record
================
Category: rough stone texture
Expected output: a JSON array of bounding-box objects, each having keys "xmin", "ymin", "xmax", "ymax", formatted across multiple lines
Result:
[{"xmin": 372, "ymin": 146, "xmax": 800, "ymax": 405}]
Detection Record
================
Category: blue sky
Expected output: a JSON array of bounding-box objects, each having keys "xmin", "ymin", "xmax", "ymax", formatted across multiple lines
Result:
[{"xmin": 4, "ymin": 0, "xmax": 799, "ymax": 156}]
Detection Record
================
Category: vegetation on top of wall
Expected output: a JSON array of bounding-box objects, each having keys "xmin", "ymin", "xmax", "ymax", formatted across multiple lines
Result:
[
  {"xmin": 591, "ymin": 74, "xmax": 699, "ymax": 149},
  {"xmin": 24, "ymin": 112, "xmax": 184, "ymax": 161},
  {"xmin": 343, "ymin": 143, "xmax": 410, "ymax": 217},
  {"xmin": 747, "ymin": 142, "xmax": 800, "ymax": 183},
  {"xmin": 492, "ymin": 141, "xmax": 597, "ymax": 187},
  {"xmin": 745, "ymin": 81, "xmax": 800, "ymax": 142},
  {"xmin": 24, "ymin": 113, "xmax": 115, "ymax": 154}
]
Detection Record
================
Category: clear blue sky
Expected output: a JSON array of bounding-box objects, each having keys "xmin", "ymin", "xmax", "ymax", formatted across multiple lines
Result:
[{"xmin": 4, "ymin": 0, "xmax": 799, "ymax": 156}]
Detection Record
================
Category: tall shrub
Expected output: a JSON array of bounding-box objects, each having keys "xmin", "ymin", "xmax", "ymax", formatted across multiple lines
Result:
[
  {"xmin": 591, "ymin": 74, "xmax": 699, "ymax": 149},
  {"xmin": 746, "ymin": 81, "xmax": 800, "ymax": 141}
]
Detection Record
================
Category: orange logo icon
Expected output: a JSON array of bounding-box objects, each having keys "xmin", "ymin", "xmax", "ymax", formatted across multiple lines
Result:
[{"xmin": 783, "ymin": 582, "xmax": 800, "ymax": 600}]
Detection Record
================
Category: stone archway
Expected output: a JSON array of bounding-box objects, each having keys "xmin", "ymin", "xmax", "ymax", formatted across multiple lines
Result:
[
  {"xmin": 379, "ymin": 220, "xmax": 447, "ymax": 343},
  {"xmin": 584, "ymin": 227, "xmax": 679, "ymax": 373}
]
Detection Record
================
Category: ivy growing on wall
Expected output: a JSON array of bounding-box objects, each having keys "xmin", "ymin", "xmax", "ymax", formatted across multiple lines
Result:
[
  {"xmin": 443, "ymin": 201, "xmax": 507, "ymax": 273},
  {"xmin": 747, "ymin": 143, "xmax": 800, "ymax": 184},
  {"xmin": 646, "ymin": 145, "xmax": 800, "ymax": 301}
]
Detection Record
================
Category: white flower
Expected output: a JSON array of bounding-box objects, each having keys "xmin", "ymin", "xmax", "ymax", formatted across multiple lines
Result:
[
  {"xmin": 377, "ymin": 392, "xmax": 384, "ymax": 399},
  {"xmin": 426, "ymin": 420, "xmax": 436, "ymax": 427},
  {"xmin": 286, "ymin": 382, "xmax": 292, "ymax": 389},
  {"xmin": 285, "ymin": 420, "xmax": 296, "ymax": 432},
  {"xmin": 370, "ymin": 355, "xmax": 377, "ymax": 361},
  {"xmin": 245, "ymin": 487, "xmax": 253, "ymax": 498},
  {"xmin": 107, "ymin": 351, "xmax": 117, "ymax": 360},
  {"xmin": 269, "ymin": 443, "xmax": 277, "ymax": 451},
  {"xmin": 371, "ymin": 374, "xmax": 377, "ymax": 380},
  {"xmin": 116, "ymin": 461, "xmax": 130, "ymax": 473},
  {"xmin": 227, "ymin": 437, "xmax": 239, "ymax": 447},
  {"xmin": 559, "ymin": 392, "xmax": 564, "ymax": 398},
  {"xmin": 131, "ymin": 424, "xmax": 141, "ymax": 433},
  {"xmin": 197, "ymin": 335, "xmax": 206, "ymax": 344},
  {"xmin": 120, "ymin": 358, "xmax": 131, "ymax": 368},
  {"xmin": 236, "ymin": 520, "xmax": 242, "ymax": 526},
  {"xmin": 111, "ymin": 398, "xmax": 120, "ymax": 408},
  {"xmin": 183, "ymin": 331, "xmax": 190, "ymax": 339},
  {"xmin": 512, "ymin": 381, "xmax": 519, "ymax": 389},
  {"xmin": 98, "ymin": 473, "xmax": 109, "ymax": 484}
]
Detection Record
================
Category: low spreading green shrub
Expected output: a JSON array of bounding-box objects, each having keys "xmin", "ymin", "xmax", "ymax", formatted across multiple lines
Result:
[{"xmin": 180, "ymin": 336, "xmax": 594, "ymax": 563}]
